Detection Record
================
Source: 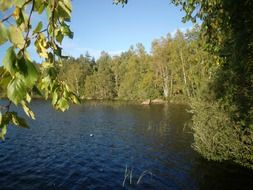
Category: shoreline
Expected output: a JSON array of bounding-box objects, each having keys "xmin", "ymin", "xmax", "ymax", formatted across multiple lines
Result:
[{"xmin": 0, "ymin": 97, "xmax": 190, "ymax": 106}]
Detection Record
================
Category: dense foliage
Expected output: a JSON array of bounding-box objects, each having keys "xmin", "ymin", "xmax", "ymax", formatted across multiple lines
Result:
[
  {"xmin": 171, "ymin": 0, "xmax": 253, "ymax": 169},
  {"xmin": 55, "ymin": 28, "xmax": 212, "ymax": 103},
  {"xmin": 0, "ymin": 0, "xmax": 80, "ymax": 140}
]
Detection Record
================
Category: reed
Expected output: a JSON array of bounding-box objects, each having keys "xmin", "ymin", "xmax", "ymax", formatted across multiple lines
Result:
[{"xmin": 122, "ymin": 165, "xmax": 153, "ymax": 187}]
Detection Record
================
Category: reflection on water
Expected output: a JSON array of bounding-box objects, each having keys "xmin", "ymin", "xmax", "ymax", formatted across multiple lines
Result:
[{"xmin": 0, "ymin": 100, "xmax": 252, "ymax": 190}]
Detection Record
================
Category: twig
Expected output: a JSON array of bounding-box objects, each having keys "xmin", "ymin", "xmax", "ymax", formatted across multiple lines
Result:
[
  {"xmin": 21, "ymin": 0, "xmax": 35, "ymax": 53},
  {"xmin": 1, "ymin": 0, "xmax": 32, "ymax": 23},
  {"xmin": 51, "ymin": 0, "xmax": 57, "ymax": 65},
  {"xmin": 1, "ymin": 14, "xmax": 12, "ymax": 23},
  {"xmin": 39, "ymin": 28, "xmax": 48, "ymax": 33}
]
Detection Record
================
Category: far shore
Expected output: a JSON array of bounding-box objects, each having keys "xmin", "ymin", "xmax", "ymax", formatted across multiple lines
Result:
[{"xmin": 0, "ymin": 96, "xmax": 189, "ymax": 105}]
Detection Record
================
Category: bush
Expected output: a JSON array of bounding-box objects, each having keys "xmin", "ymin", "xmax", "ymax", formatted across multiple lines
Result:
[{"xmin": 191, "ymin": 99, "xmax": 253, "ymax": 169}]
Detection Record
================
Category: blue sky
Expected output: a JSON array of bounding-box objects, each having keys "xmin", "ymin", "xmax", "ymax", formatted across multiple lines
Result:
[{"xmin": 0, "ymin": 0, "xmax": 192, "ymax": 62}]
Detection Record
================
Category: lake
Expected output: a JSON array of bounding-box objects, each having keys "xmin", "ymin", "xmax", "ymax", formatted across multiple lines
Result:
[{"xmin": 0, "ymin": 100, "xmax": 252, "ymax": 190}]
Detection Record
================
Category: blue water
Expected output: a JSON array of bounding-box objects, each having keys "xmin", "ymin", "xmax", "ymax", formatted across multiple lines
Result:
[{"xmin": 0, "ymin": 100, "xmax": 252, "ymax": 190}]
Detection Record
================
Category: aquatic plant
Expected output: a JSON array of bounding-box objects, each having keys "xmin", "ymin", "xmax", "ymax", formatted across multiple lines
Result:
[{"xmin": 122, "ymin": 165, "xmax": 153, "ymax": 187}]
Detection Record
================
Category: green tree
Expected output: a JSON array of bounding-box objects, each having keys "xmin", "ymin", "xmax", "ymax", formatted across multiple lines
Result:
[
  {"xmin": 95, "ymin": 52, "xmax": 115, "ymax": 99},
  {"xmin": 118, "ymin": 46, "xmax": 147, "ymax": 100},
  {"xmin": 84, "ymin": 72, "xmax": 99, "ymax": 99},
  {"xmin": 152, "ymin": 36, "xmax": 172, "ymax": 99},
  {"xmin": 135, "ymin": 44, "xmax": 160, "ymax": 99},
  {"xmin": 172, "ymin": 0, "xmax": 253, "ymax": 169},
  {"xmin": 151, "ymin": 31, "xmax": 191, "ymax": 101},
  {"xmin": 57, "ymin": 55, "xmax": 93, "ymax": 97}
]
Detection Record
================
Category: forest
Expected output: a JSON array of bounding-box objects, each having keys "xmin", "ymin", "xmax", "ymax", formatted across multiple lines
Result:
[
  {"xmin": 0, "ymin": 0, "xmax": 252, "ymax": 171},
  {"xmin": 53, "ymin": 27, "xmax": 211, "ymax": 102}
]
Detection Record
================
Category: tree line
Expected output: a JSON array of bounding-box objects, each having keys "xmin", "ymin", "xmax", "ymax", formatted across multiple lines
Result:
[{"xmin": 55, "ymin": 26, "xmax": 213, "ymax": 103}]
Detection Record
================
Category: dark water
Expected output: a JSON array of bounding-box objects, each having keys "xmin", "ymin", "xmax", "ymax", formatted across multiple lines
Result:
[{"xmin": 0, "ymin": 100, "xmax": 252, "ymax": 190}]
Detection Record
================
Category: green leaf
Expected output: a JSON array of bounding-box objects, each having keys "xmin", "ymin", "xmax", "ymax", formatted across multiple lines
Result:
[
  {"xmin": 21, "ymin": 101, "xmax": 35, "ymax": 120},
  {"xmin": 26, "ymin": 93, "xmax": 31, "ymax": 103},
  {"xmin": 18, "ymin": 10, "xmax": 29, "ymax": 32},
  {"xmin": 61, "ymin": 24, "xmax": 73, "ymax": 39},
  {"xmin": 34, "ymin": 0, "xmax": 46, "ymax": 14},
  {"xmin": 8, "ymin": 25, "xmax": 25, "ymax": 49},
  {"xmin": 0, "ymin": 70, "xmax": 12, "ymax": 90},
  {"xmin": 17, "ymin": 58, "xmax": 38, "ymax": 88},
  {"xmin": 0, "ymin": 124, "xmax": 7, "ymax": 140},
  {"xmin": 70, "ymin": 94, "xmax": 80, "ymax": 104},
  {"xmin": 14, "ymin": 0, "xmax": 25, "ymax": 7},
  {"xmin": 63, "ymin": 0, "xmax": 72, "ymax": 12},
  {"xmin": 7, "ymin": 77, "xmax": 26, "ymax": 105},
  {"xmin": 10, "ymin": 112, "xmax": 29, "ymax": 128},
  {"xmin": 0, "ymin": 111, "xmax": 9, "ymax": 141},
  {"xmin": 33, "ymin": 21, "xmax": 43, "ymax": 35},
  {"xmin": 46, "ymin": 7, "xmax": 52, "ymax": 19},
  {"xmin": 0, "ymin": 22, "xmax": 8, "ymax": 45},
  {"xmin": 58, "ymin": 1, "xmax": 71, "ymax": 20},
  {"xmin": 57, "ymin": 97, "xmax": 69, "ymax": 112},
  {"xmin": 3, "ymin": 47, "xmax": 17, "ymax": 75},
  {"xmin": 56, "ymin": 31, "xmax": 64, "ymax": 43},
  {"xmin": 52, "ymin": 90, "xmax": 59, "ymax": 105},
  {"xmin": 35, "ymin": 33, "xmax": 49, "ymax": 58},
  {"xmin": 13, "ymin": 7, "xmax": 24, "ymax": 26}
]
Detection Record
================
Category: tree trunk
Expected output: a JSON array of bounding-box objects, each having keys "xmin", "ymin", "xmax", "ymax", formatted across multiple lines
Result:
[
  {"xmin": 163, "ymin": 74, "xmax": 169, "ymax": 99},
  {"xmin": 180, "ymin": 50, "xmax": 190, "ymax": 97},
  {"xmin": 75, "ymin": 76, "xmax": 79, "ymax": 96},
  {"xmin": 170, "ymin": 73, "xmax": 173, "ymax": 97}
]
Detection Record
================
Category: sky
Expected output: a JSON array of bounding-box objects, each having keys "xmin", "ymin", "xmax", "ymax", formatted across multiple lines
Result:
[{"xmin": 0, "ymin": 0, "xmax": 193, "ymax": 62}]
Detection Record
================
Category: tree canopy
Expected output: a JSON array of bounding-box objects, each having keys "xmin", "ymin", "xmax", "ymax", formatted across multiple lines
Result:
[{"xmin": 171, "ymin": 0, "xmax": 253, "ymax": 169}]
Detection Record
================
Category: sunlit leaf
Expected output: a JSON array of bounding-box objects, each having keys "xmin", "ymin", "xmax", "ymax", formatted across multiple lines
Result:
[
  {"xmin": 26, "ymin": 93, "xmax": 31, "ymax": 103},
  {"xmin": 0, "ymin": 124, "xmax": 7, "ymax": 140},
  {"xmin": 7, "ymin": 77, "xmax": 26, "ymax": 105},
  {"xmin": 56, "ymin": 31, "xmax": 64, "ymax": 43},
  {"xmin": 35, "ymin": 33, "xmax": 49, "ymax": 58},
  {"xmin": 17, "ymin": 57, "xmax": 39, "ymax": 88},
  {"xmin": 21, "ymin": 101, "xmax": 35, "ymax": 120},
  {"xmin": 33, "ymin": 21, "xmax": 43, "ymax": 35},
  {"xmin": 70, "ymin": 94, "xmax": 80, "ymax": 104},
  {"xmin": 57, "ymin": 97, "xmax": 69, "ymax": 112},
  {"xmin": 0, "ymin": 67, "xmax": 12, "ymax": 90},
  {"xmin": 61, "ymin": 24, "xmax": 73, "ymax": 39},
  {"xmin": 14, "ymin": 0, "xmax": 25, "ymax": 7},
  {"xmin": 0, "ymin": 22, "xmax": 8, "ymax": 45},
  {"xmin": 8, "ymin": 25, "xmax": 25, "ymax": 49},
  {"xmin": 58, "ymin": 1, "xmax": 71, "ymax": 20},
  {"xmin": 52, "ymin": 90, "xmax": 59, "ymax": 105},
  {"xmin": 3, "ymin": 47, "xmax": 17, "ymax": 75}
]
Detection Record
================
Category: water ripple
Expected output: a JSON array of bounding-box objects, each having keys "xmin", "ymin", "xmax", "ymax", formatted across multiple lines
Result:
[{"xmin": 0, "ymin": 101, "xmax": 252, "ymax": 190}]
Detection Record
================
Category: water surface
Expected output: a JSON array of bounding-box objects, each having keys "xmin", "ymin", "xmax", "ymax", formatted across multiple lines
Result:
[{"xmin": 0, "ymin": 100, "xmax": 252, "ymax": 190}]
